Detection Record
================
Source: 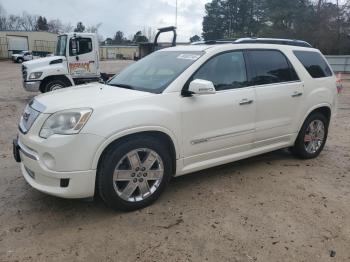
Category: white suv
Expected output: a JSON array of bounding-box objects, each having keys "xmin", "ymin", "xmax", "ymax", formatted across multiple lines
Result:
[{"xmin": 13, "ymin": 41, "xmax": 338, "ymax": 210}]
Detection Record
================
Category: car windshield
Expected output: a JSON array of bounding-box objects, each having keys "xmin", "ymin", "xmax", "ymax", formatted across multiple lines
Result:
[
  {"xmin": 108, "ymin": 51, "xmax": 204, "ymax": 93},
  {"xmin": 55, "ymin": 35, "xmax": 67, "ymax": 56}
]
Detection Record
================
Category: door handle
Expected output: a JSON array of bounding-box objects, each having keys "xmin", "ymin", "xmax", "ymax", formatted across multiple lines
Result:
[
  {"xmin": 291, "ymin": 91, "xmax": 303, "ymax": 97},
  {"xmin": 239, "ymin": 99, "xmax": 254, "ymax": 105},
  {"xmin": 89, "ymin": 60, "xmax": 95, "ymax": 63}
]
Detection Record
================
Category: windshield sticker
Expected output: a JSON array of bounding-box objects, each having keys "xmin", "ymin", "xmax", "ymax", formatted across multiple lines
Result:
[{"xmin": 177, "ymin": 54, "xmax": 201, "ymax": 60}]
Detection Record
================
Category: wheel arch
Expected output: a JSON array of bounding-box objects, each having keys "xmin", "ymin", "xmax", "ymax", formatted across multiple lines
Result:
[
  {"xmin": 39, "ymin": 75, "xmax": 73, "ymax": 92},
  {"xmin": 93, "ymin": 128, "xmax": 179, "ymax": 175},
  {"xmin": 299, "ymin": 103, "xmax": 332, "ymax": 130}
]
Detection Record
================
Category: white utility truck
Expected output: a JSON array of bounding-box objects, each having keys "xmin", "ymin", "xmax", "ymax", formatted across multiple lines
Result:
[
  {"xmin": 12, "ymin": 51, "xmax": 36, "ymax": 63},
  {"xmin": 22, "ymin": 33, "xmax": 103, "ymax": 93},
  {"xmin": 21, "ymin": 27, "xmax": 178, "ymax": 93}
]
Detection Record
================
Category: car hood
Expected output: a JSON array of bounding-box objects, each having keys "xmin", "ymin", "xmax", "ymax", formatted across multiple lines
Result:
[
  {"xmin": 33, "ymin": 83, "xmax": 154, "ymax": 114},
  {"xmin": 23, "ymin": 56, "xmax": 65, "ymax": 69}
]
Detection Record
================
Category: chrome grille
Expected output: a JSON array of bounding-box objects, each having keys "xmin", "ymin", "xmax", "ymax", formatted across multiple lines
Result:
[
  {"xmin": 22, "ymin": 65, "xmax": 27, "ymax": 80},
  {"xmin": 19, "ymin": 102, "xmax": 40, "ymax": 134}
]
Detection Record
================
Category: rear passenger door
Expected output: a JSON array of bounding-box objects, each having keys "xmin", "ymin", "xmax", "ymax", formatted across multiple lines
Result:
[{"xmin": 247, "ymin": 49, "xmax": 304, "ymax": 146}]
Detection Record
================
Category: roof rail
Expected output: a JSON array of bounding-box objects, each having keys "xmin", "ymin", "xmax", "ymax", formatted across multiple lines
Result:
[
  {"xmin": 191, "ymin": 38, "xmax": 312, "ymax": 48},
  {"xmin": 235, "ymin": 38, "xmax": 312, "ymax": 47}
]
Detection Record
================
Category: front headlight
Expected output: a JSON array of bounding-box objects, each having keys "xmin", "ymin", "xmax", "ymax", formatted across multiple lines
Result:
[
  {"xmin": 40, "ymin": 108, "xmax": 92, "ymax": 139},
  {"xmin": 29, "ymin": 72, "xmax": 43, "ymax": 79}
]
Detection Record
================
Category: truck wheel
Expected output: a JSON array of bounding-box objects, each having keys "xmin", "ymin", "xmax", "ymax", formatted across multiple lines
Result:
[
  {"xmin": 97, "ymin": 135, "xmax": 173, "ymax": 211},
  {"xmin": 16, "ymin": 58, "xmax": 23, "ymax": 63},
  {"xmin": 291, "ymin": 113, "xmax": 329, "ymax": 159},
  {"xmin": 44, "ymin": 79, "xmax": 68, "ymax": 93}
]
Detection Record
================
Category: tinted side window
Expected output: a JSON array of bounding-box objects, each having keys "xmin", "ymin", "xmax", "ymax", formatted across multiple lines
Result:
[
  {"xmin": 248, "ymin": 50, "xmax": 299, "ymax": 85},
  {"xmin": 69, "ymin": 38, "xmax": 93, "ymax": 56},
  {"xmin": 293, "ymin": 51, "xmax": 332, "ymax": 78},
  {"xmin": 192, "ymin": 51, "xmax": 248, "ymax": 91}
]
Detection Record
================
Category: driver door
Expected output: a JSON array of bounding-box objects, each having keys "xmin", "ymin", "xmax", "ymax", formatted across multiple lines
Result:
[
  {"xmin": 68, "ymin": 36, "xmax": 98, "ymax": 78},
  {"xmin": 181, "ymin": 51, "xmax": 256, "ymax": 168}
]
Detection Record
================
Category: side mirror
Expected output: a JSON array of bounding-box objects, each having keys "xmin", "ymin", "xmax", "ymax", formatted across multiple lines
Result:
[
  {"xmin": 188, "ymin": 79, "xmax": 216, "ymax": 95},
  {"xmin": 70, "ymin": 37, "xmax": 78, "ymax": 56}
]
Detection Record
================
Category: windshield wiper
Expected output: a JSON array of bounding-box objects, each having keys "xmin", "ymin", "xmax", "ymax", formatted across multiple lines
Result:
[{"xmin": 107, "ymin": 83, "xmax": 135, "ymax": 90}]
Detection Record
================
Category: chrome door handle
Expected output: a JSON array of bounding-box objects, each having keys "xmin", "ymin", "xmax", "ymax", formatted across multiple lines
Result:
[
  {"xmin": 239, "ymin": 99, "xmax": 254, "ymax": 105},
  {"xmin": 291, "ymin": 91, "xmax": 303, "ymax": 97}
]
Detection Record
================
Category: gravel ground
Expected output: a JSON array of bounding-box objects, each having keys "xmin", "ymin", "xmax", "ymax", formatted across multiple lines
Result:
[{"xmin": 0, "ymin": 60, "xmax": 349, "ymax": 262}]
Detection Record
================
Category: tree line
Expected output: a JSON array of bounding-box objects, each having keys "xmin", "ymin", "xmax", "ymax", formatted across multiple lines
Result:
[
  {"xmin": 0, "ymin": 4, "xmax": 101, "ymax": 34},
  {"xmin": 202, "ymin": 0, "xmax": 350, "ymax": 55},
  {"xmin": 0, "ymin": 4, "xmax": 151, "ymax": 45}
]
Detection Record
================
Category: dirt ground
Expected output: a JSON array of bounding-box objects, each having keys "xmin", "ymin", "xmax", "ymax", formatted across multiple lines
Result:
[{"xmin": 0, "ymin": 60, "xmax": 349, "ymax": 262}]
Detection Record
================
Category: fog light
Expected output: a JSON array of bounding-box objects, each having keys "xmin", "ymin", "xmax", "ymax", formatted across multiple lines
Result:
[{"xmin": 60, "ymin": 179, "xmax": 70, "ymax": 188}]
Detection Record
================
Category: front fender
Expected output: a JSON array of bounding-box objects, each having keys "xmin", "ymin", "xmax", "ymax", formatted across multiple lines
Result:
[
  {"xmin": 29, "ymin": 64, "xmax": 70, "ymax": 83},
  {"xmin": 91, "ymin": 125, "xmax": 180, "ymax": 170}
]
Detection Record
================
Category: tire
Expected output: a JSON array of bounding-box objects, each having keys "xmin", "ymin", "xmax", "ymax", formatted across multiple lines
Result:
[
  {"xmin": 97, "ymin": 135, "xmax": 173, "ymax": 211},
  {"xmin": 16, "ymin": 58, "xmax": 23, "ymax": 63},
  {"xmin": 291, "ymin": 113, "xmax": 329, "ymax": 159},
  {"xmin": 43, "ymin": 79, "xmax": 68, "ymax": 93}
]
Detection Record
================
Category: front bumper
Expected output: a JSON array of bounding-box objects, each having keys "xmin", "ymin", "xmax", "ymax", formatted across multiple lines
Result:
[
  {"xmin": 20, "ymin": 161, "xmax": 96, "ymax": 199},
  {"xmin": 14, "ymin": 131, "xmax": 104, "ymax": 198},
  {"xmin": 23, "ymin": 81, "xmax": 41, "ymax": 92}
]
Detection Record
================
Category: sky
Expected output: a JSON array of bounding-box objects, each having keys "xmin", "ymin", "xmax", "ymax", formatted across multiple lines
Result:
[{"xmin": 0, "ymin": 0, "xmax": 211, "ymax": 42}]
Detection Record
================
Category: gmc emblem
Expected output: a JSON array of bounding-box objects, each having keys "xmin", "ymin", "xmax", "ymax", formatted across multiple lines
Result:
[{"xmin": 23, "ymin": 112, "xmax": 30, "ymax": 121}]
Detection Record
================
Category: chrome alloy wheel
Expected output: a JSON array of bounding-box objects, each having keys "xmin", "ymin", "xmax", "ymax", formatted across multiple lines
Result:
[
  {"xmin": 113, "ymin": 148, "xmax": 164, "ymax": 202},
  {"xmin": 304, "ymin": 120, "xmax": 325, "ymax": 154}
]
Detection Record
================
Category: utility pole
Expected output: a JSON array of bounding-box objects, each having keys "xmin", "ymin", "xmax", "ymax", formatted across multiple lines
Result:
[{"xmin": 175, "ymin": 0, "xmax": 178, "ymax": 28}]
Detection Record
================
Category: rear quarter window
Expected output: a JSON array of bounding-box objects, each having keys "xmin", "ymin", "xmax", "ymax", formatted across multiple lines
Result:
[
  {"xmin": 247, "ymin": 50, "xmax": 299, "ymax": 85},
  {"xmin": 293, "ymin": 51, "xmax": 333, "ymax": 78}
]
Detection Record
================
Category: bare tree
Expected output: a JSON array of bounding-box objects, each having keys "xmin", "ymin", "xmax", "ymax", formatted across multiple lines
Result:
[
  {"xmin": 0, "ymin": 4, "xmax": 7, "ymax": 30},
  {"xmin": 7, "ymin": 15, "xmax": 22, "ymax": 30},
  {"xmin": 48, "ymin": 19, "xmax": 63, "ymax": 33},
  {"xmin": 86, "ymin": 23, "xmax": 103, "ymax": 42},
  {"xmin": 20, "ymin": 12, "xmax": 37, "ymax": 31},
  {"xmin": 86, "ymin": 22, "xmax": 102, "ymax": 33},
  {"xmin": 142, "ymin": 26, "xmax": 156, "ymax": 42},
  {"xmin": 61, "ymin": 22, "xmax": 73, "ymax": 33}
]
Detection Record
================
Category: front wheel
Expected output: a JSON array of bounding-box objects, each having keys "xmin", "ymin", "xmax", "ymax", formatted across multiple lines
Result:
[
  {"xmin": 291, "ymin": 113, "xmax": 329, "ymax": 159},
  {"xmin": 43, "ymin": 79, "xmax": 69, "ymax": 93},
  {"xmin": 97, "ymin": 136, "xmax": 173, "ymax": 211}
]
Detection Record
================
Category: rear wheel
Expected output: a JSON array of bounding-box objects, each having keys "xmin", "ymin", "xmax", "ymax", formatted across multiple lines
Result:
[
  {"xmin": 291, "ymin": 113, "xmax": 329, "ymax": 159},
  {"xmin": 97, "ymin": 136, "xmax": 172, "ymax": 211}
]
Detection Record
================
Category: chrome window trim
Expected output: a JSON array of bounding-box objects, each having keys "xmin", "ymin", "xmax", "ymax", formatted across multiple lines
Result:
[{"xmin": 251, "ymin": 80, "xmax": 302, "ymax": 88}]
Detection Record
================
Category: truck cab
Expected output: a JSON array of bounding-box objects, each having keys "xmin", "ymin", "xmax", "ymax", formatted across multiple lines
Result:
[{"xmin": 22, "ymin": 33, "xmax": 100, "ymax": 93}]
